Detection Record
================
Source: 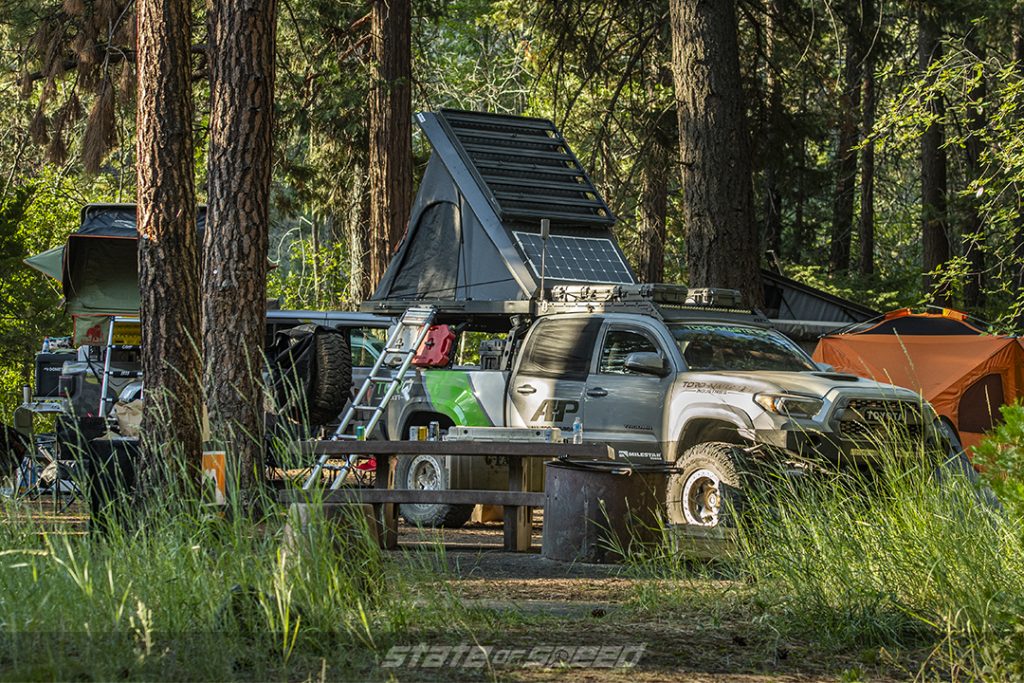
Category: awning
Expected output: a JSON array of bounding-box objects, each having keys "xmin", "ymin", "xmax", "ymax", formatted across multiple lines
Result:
[{"xmin": 23, "ymin": 246, "xmax": 66, "ymax": 282}]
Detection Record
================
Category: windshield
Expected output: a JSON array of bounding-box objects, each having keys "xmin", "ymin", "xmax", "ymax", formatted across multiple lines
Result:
[{"xmin": 670, "ymin": 323, "xmax": 815, "ymax": 372}]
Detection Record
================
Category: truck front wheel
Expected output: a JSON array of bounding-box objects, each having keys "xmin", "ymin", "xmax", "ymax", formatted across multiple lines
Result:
[
  {"xmin": 667, "ymin": 442, "xmax": 749, "ymax": 528},
  {"xmin": 396, "ymin": 454, "xmax": 474, "ymax": 528}
]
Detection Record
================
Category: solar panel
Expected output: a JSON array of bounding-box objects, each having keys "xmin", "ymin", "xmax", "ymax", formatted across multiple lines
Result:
[{"xmin": 513, "ymin": 232, "xmax": 635, "ymax": 285}]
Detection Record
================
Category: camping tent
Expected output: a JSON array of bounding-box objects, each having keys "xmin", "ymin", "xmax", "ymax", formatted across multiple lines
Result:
[
  {"xmin": 813, "ymin": 308, "xmax": 1024, "ymax": 450},
  {"xmin": 24, "ymin": 204, "xmax": 206, "ymax": 344}
]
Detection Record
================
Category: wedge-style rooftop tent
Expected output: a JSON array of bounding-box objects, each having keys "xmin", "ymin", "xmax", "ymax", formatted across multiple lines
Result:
[
  {"xmin": 813, "ymin": 308, "xmax": 1024, "ymax": 451},
  {"xmin": 372, "ymin": 109, "xmax": 630, "ymax": 302}
]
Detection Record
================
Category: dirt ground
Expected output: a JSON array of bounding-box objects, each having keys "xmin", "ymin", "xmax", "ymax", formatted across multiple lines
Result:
[
  {"xmin": 1, "ymin": 500, "xmax": 916, "ymax": 681},
  {"xmin": 381, "ymin": 520, "xmax": 915, "ymax": 683}
]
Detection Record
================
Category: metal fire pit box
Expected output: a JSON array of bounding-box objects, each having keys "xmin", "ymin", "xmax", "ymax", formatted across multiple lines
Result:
[{"xmin": 542, "ymin": 459, "xmax": 673, "ymax": 564}]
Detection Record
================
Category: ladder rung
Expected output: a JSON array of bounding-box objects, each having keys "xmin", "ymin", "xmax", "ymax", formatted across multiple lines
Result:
[
  {"xmin": 107, "ymin": 344, "xmax": 140, "ymax": 351},
  {"xmin": 351, "ymin": 405, "xmax": 383, "ymax": 412},
  {"xmin": 368, "ymin": 375, "xmax": 394, "ymax": 383},
  {"xmin": 108, "ymin": 370, "xmax": 142, "ymax": 378},
  {"xmin": 383, "ymin": 347, "xmax": 415, "ymax": 355}
]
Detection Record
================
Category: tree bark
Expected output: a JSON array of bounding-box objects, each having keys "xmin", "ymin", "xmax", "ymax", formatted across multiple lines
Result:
[
  {"xmin": 135, "ymin": 0, "xmax": 202, "ymax": 491},
  {"xmin": 368, "ymin": 0, "xmax": 413, "ymax": 292},
  {"xmin": 919, "ymin": 5, "xmax": 951, "ymax": 305},
  {"xmin": 636, "ymin": 144, "xmax": 669, "ymax": 284},
  {"xmin": 203, "ymin": 0, "xmax": 277, "ymax": 505},
  {"xmin": 762, "ymin": 0, "xmax": 784, "ymax": 260},
  {"xmin": 830, "ymin": 1, "xmax": 863, "ymax": 273},
  {"xmin": 858, "ymin": 0, "xmax": 877, "ymax": 276},
  {"xmin": 670, "ymin": 0, "xmax": 762, "ymax": 306}
]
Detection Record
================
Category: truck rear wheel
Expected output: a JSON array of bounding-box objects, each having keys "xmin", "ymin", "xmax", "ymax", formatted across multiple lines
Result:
[
  {"xmin": 667, "ymin": 442, "xmax": 749, "ymax": 528},
  {"xmin": 396, "ymin": 453, "xmax": 474, "ymax": 528}
]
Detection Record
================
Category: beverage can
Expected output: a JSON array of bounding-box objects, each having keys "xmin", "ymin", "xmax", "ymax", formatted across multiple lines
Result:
[
  {"xmin": 417, "ymin": 425, "xmax": 429, "ymax": 441},
  {"xmin": 409, "ymin": 426, "xmax": 419, "ymax": 441},
  {"xmin": 355, "ymin": 425, "xmax": 366, "ymax": 440},
  {"xmin": 428, "ymin": 421, "xmax": 440, "ymax": 441}
]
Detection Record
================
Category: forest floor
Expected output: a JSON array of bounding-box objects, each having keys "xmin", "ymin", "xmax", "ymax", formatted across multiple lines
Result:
[
  {"xmin": 2, "ymin": 502, "xmax": 923, "ymax": 681},
  {"xmin": 373, "ymin": 522, "xmax": 921, "ymax": 682}
]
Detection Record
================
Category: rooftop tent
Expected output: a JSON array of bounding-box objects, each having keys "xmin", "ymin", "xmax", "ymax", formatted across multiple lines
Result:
[
  {"xmin": 61, "ymin": 204, "xmax": 206, "ymax": 316},
  {"xmin": 372, "ymin": 109, "xmax": 632, "ymax": 301},
  {"xmin": 813, "ymin": 308, "xmax": 1024, "ymax": 451}
]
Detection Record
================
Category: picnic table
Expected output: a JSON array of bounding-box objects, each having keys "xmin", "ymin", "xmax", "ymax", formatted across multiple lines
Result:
[{"xmin": 279, "ymin": 440, "xmax": 614, "ymax": 551}]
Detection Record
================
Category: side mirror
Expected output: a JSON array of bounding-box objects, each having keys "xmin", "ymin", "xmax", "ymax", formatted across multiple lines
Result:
[
  {"xmin": 815, "ymin": 362, "xmax": 835, "ymax": 372},
  {"xmin": 624, "ymin": 352, "xmax": 669, "ymax": 377}
]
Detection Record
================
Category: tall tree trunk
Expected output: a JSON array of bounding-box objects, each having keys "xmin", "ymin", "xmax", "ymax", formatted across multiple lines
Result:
[
  {"xmin": 762, "ymin": 0, "xmax": 784, "ymax": 260},
  {"xmin": 368, "ymin": 0, "xmax": 413, "ymax": 292},
  {"xmin": 919, "ymin": 5, "xmax": 951, "ymax": 305},
  {"xmin": 830, "ymin": 1, "xmax": 863, "ymax": 273},
  {"xmin": 636, "ymin": 144, "xmax": 668, "ymax": 283},
  {"xmin": 669, "ymin": 0, "xmax": 762, "ymax": 306},
  {"xmin": 858, "ymin": 0, "xmax": 877, "ymax": 276},
  {"xmin": 347, "ymin": 163, "xmax": 370, "ymax": 303},
  {"xmin": 203, "ymin": 0, "xmax": 277, "ymax": 505},
  {"xmin": 963, "ymin": 32, "xmax": 986, "ymax": 310},
  {"xmin": 135, "ymin": 0, "xmax": 201, "ymax": 491}
]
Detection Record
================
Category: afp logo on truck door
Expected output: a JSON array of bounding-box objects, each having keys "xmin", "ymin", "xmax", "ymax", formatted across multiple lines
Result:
[{"xmin": 530, "ymin": 399, "xmax": 579, "ymax": 423}]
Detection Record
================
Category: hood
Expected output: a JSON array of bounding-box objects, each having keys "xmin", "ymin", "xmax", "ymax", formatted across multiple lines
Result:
[{"xmin": 674, "ymin": 370, "xmax": 924, "ymax": 403}]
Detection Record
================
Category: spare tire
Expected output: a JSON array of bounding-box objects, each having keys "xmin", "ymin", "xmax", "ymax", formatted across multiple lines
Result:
[{"xmin": 268, "ymin": 324, "xmax": 352, "ymax": 427}]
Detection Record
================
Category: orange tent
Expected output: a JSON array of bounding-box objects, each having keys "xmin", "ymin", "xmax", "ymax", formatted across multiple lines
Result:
[{"xmin": 813, "ymin": 308, "xmax": 1024, "ymax": 452}]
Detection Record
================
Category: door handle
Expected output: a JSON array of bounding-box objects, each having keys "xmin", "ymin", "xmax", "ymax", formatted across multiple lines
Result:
[
  {"xmin": 586, "ymin": 387, "xmax": 608, "ymax": 397},
  {"xmin": 516, "ymin": 384, "xmax": 537, "ymax": 395}
]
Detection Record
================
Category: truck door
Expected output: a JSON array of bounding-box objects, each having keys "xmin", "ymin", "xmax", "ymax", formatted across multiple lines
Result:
[
  {"xmin": 507, "ymin": 317, "xmax": 602, "ymax": 433},
  {"xmin": 584, "ymin": 325, "xmax": 672, "ymax": 462}
]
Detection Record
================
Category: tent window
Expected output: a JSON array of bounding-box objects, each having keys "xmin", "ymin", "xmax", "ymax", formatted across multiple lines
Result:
[
  {"xmin": 390, "ymin": 202, "xmax": 460, "ymax": 298},
  {"xmin": 959, "ymin": 373, "xmax": 1005, "ymax": 434}
]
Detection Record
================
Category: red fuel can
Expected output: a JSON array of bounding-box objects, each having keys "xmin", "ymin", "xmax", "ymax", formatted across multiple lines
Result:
[{"xmin": 412, "ymin": 325, "xmax": 456, "ymax": 367}]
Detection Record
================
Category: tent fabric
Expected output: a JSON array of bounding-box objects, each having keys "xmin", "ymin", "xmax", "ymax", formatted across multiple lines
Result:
[
  {"xmin": 78, "ymin": 204, "xmax": 207, "ymax": 237},
  {"xmin": 814, "ymin": 320, "xmax": 1024, "ymax": 451},
  {"xmin": 62, "ymin": 235, "xmax": 140, "ymax": 315},
  {"xmin": 23, "ymin": 245, "xmax": 66, "ymax": 281}
]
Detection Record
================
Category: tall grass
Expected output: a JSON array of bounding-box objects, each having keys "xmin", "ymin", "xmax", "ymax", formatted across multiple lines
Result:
[
  {"xmin": 0, "ymin": 453, "xmax": 463, "ymax": 680},
  {"xmin": 732, "ymin": 438, "xmax": 1024, "ymax": 678}
]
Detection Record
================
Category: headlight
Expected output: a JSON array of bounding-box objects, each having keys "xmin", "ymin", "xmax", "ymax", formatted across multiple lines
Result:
[{"xmin": 754, "ymin": 393, "xmax": 824, "ymax": 418}]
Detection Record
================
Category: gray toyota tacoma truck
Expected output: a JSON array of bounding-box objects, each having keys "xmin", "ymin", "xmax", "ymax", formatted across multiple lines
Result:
[{"xmin": 371, "ymin": 284, "xmax": 949, "ymax": 529}]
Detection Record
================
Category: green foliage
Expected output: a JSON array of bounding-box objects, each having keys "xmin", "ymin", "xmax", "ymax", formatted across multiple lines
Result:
[
  {"xmin": 734, "ymin": 450, "xmax": 1022, "ymax": 677},
  {"xmin": 781, "ymin": 263, "xmax": 917, "ymax": 313},
  {"xmin": 972, "ymin": 403, "xmax": 1024, "ymax": 511}
]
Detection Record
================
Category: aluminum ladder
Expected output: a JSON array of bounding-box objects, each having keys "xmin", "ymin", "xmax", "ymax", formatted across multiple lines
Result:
[
  {"xmin": 302, "ymin": 305, "xmax": 437, "ymax": 490},
  {"xmin": 98, "ymin": 316, "xmax": 142, "ymax": 419}
]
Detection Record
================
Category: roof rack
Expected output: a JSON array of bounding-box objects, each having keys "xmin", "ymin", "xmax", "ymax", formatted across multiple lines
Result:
[{"xmin": 547, "ymin": 284, "xmax": 744, "ymax": 308}]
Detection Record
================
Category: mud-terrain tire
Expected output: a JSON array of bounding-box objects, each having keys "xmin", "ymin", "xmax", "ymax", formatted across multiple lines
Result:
[
  {"xmin": 270, "ymin": 325, "xmax": 352, "ymax": 427},
  {"xmin": 667, "ymin": 442, "xmax": 751, "ymax": 528},
  {"xmin": 307, "ymin": 330, "xmax": 352, "ymax": 427},
  {"xmin": 396, "ymin": 453, "xmax": 474, "ymax": 528}
]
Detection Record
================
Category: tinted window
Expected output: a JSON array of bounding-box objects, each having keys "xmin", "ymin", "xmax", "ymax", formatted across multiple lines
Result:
[
  {"xmin": 671, "ymin": 323, "xmax": 814, "ymax": 372},
  {"xmin": 519, "ymin": 318, "xmax": 602, "ymax": 380},
  {"xmin": 599, "ymin": 330, "xmax": 658, "ymax": 374}
]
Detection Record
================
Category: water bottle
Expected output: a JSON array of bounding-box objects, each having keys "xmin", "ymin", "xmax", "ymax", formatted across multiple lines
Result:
[
  {"xmin": 42, "ymin": 337, "xmax": 50, "ymax": 353},
  {"xmin": 572, "ymin": 416, "xmax": 583, "ymax": 444}
]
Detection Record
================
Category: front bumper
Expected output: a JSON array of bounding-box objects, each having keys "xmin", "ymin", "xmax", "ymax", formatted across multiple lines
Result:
[{"xmin": 749, "ymin": 423, "xmax": 948, "ymax": 467}]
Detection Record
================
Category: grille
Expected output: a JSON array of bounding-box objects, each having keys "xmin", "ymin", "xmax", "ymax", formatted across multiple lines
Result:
[{"xmin": 838, "ymin": 399, "xmax": 924, "ymax": 441}]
